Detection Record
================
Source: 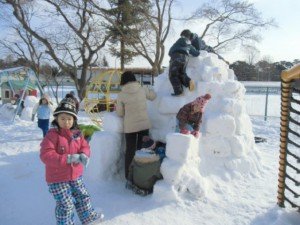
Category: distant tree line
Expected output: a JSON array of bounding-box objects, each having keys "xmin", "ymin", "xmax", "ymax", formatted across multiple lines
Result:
[{"xmin": 230, "ymin": 59, "xmax": 300, "ymax": 81}]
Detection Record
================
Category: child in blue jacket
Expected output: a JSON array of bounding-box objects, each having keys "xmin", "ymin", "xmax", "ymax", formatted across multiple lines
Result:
[
  {"xmin": 32, "ymin": 95, "xmax": 54, "ymax": 137},
  {"xmin": 168, "ymin": 29, "xmax": 200, "ymax": 96}
]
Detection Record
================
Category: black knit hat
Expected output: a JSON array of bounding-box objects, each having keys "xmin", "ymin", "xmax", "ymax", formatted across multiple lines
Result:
[
  {"xmin": 53, "ymin": 97, "xmax": 77, "ymax": 118},
  {"xmin": 120, "ymin": 71, "xmax": 136, "ymax": 86},
  {"xmin": 180, "ymin": 29, "xmax": 192, "ymax": 39},
  {"xmin": 142, "ymin": 136, "xmax": 155, "ymax": 149}
]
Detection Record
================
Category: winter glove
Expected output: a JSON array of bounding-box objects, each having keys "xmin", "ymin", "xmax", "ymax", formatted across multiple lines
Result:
[
  {"xmin": 80, "ymin": 153, "xmax": 90, "ymax": 168},
  {"xmin": 191, "ymin": 130, "xmax": 200, "ymax": 138},
  {"xmin": 31, "ymin": 114, "xmax": 35, "ymax": 121},
  {"xmin": 180, "ymin": 129, "xmax": 190, "ymax": 135},
  {"xmin": 67, "ymin": 154, "xmax": 81, "ymax": 164}
]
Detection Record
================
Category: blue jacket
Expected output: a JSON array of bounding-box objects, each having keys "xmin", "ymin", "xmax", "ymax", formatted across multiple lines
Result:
[
  {"xmin": 190, "ymin": 33, "xmax": 209, "ymax": 51},
  {"xmin": 169, "ymin": 37, "xmax": 200, "ymax": 57},
  {"xmin": 37, "ymin": 105, "xmax": 51, "ymax": 120},
  {"xmin": 32, "ymin": 102, "xmax": 54, "ymax": 120}
]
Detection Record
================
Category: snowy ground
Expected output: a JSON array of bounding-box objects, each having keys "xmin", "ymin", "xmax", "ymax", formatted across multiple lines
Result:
[
  {"xmin": 0, "ymin": 53, "xmax": 299, "ymax": 224},
  {"xmin": 0, "ymin": 110, "xmax": 299, "ymax": 225}
]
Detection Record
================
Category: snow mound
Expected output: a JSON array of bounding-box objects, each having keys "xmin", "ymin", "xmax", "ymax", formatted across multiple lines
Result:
[{"xmin": 86, "ymin": 51, "xmax": 261, "ymax": 201}]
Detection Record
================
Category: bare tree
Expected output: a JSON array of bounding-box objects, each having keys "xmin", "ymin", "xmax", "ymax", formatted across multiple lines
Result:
[
  {"xmin": 0, "ymin": 25, "xmax": 44, "ymax": 76},
  {"xmin": 90, "ymin": 0, "xmax": 175, "ymax": 75},
  {"xmin": 0, "ymin": 0, "xmax": 111, "ymax": 101},
  {"xmin": 128, "ymin": 0, "xmax": 175, "ymax": 75},
  {"xmin": 243, "ymin": 44, "xmax": 260, "ymax": 65},
  {"xmin": 187, "ymin": 0, "xmax": 276, "ymax": 53}
]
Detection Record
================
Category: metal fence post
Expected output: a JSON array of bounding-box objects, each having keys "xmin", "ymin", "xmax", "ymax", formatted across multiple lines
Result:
[{"xmin": 264, "ymin": 87, "xmax": 269, "ymax": 121}]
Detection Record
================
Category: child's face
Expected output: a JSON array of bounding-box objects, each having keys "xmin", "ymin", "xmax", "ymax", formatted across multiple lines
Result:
[
  {"xmin": 41, "ymin": 99, "xmax": 48, "ymax": 104},
  {"xmin": 56, "ymin": 113, "xmax": 74, "ymax": 129}
]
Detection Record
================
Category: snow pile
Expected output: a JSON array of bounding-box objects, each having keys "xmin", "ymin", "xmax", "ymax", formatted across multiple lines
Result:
[
  {"xmin": 86, "ymin": 51, "xmax": 261, "ymax": 201},
  {"xmin": 86, "ymin": 112, "xmax": 124, "ymax": 181},
  {"xmin": 0, "ymin": 103, "xmax": 16, "ymax": 120},
  {"xmin": 158, "ymin": 133, "xmax": 205, "ymax": 200},
  {"xmin": 0, "ymin": 96, "xmax": 39, "ymax": 121},
  {"xmin": 20, "ymin": 96, "xmax": 39, "ymax": 121}
]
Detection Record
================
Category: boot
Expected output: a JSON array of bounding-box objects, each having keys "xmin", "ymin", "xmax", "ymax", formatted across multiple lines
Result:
[
  {"xmin": 171, "ymin": 86, "xmax": 183, "ymax": 96},
  {"xmin": 171, "ymin": 92, "xmax": 183, "ymax": 96}
]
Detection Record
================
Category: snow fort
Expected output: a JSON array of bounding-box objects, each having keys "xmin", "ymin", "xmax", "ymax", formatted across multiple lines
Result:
[{"xmin": 87, "ymin": 50, "xmax": 261, "ymax": 201}]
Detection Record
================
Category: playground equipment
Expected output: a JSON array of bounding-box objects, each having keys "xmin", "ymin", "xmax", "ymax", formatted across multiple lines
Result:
[
  {"xmin": 0, "ymin": 67, "xmax": 44, "ymax": 122},
  {"xmin": 84, "ymin": 70, "xmax": 122, "ymax": 127},
  {"xmin": 277, "ymin": 64, "xmax": 300, "ymax": 211}
]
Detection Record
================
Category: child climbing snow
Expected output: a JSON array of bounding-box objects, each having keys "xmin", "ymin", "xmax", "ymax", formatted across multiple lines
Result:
[
  {"xmin": 168, "ymin": 29, "xmax": 200, "ymax": 96},
  {"xmin": 40, "ymin": 96, "xmax": 103, "ymax": 225},
  {"xmin": 176, "ymin": 93, "xmax": 212, "ymax": 138}
]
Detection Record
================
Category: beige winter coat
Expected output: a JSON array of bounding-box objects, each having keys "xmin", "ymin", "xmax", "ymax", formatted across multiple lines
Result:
[{"xmin": 116, "ymin": 82, "xmax": 156, "ymax": 133}]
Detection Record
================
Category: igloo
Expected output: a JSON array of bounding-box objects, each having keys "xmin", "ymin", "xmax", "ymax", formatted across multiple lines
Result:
[{"xmin": 87, "ymin": 50, "xmax": 260, "ymax": 200}]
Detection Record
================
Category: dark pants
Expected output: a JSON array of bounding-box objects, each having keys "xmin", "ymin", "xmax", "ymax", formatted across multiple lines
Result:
[
  {"xmin": 38, "ymin": 119, "xmax": 49, "ymax": 137},
  {"xmin": 124, "ymin": 129, "xmax": 149, "ymax": 179},
  {"xmin": 169, "ymin": 53, "xmax": 191, "ymax": 94}
]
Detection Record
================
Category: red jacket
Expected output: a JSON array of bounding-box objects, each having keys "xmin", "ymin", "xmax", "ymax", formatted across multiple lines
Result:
[{"xmin": 40, "ymin": 127, "xmax": 90, "ymax": 183}]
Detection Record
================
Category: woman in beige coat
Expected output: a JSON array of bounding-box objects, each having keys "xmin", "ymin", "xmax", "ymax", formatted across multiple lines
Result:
[{"xmin": 116, "ymin": 71, "xmax": 156, "ymax": 181}]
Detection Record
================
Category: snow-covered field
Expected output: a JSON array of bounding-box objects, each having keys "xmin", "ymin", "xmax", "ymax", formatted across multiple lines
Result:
[
  {"xmin": 1, "ymin": 52, "xmax": 299, "ymax": 225},
  {"xmin": 1, "ymin": 108, "xmax": 300, "ymax": 225}
]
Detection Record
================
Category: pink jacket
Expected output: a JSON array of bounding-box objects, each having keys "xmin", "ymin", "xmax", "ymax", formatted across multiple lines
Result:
[{"xmin": 40, "ymin": 127, "xmax": 90, "ymax": 183}]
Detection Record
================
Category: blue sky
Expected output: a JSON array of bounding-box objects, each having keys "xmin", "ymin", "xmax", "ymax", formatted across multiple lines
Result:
[{"xmin": 246, "ymin": 0, "xmax": 300, "ymax": 63}]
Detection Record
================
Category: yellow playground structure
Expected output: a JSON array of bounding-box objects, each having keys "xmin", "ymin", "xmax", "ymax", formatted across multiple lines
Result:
[
  {"xmin": 277, "ymin": 64, "xmax": 300, "ymax": 212},
  {"xmin": 84, "ymin": 70, "xmax": 122, "ymax": 127}
]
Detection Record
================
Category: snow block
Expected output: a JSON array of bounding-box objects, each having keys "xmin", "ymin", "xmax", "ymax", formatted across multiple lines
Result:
[
  {"xmin": 220, "ymin": 98, "xmax": 245, "ymax": 117},
  {"xmin": 86, "ymin": 131, "xmax": 123, "ymax": 180},
  {"xmin": 102, "ymin": 111, "xmax": 123, "ymax": 133},
  {"xmin": 230, "ymin": 135, "xmax": 247, "ymax": 157},
  {"xmin": 158, "ymin": 96, "xmax": 187, "ymax": 114},
  {"xmin": 165, "ymin": 133, "xmax": 197, "ymax": 162},
  {"xmin": 206, "ymin": 114, "xmax": 236, "ymax": 137},
  {"xmin": 160, "ymin": 158, "xmax": 184, "ymax": 183},
  {"xmin": 202, "ymin": 135, "xmax": 231, "ymax": 157},
  {"xmin": 152, "ymin": 180, "xmax": 179, "ymax": 202},
  {"xmin": 222, "ymin": 81, "xmax": 246, "ymax": 99}
]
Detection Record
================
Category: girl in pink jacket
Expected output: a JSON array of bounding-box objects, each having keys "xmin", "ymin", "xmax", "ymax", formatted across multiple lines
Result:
[{"xmin": 40, "ymin": 96, "xmax": 103, "ymax": 225}]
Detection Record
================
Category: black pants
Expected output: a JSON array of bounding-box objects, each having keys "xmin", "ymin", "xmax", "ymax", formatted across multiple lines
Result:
[
  {"xmin": 124, "ymin": 129, "xmax": 149, "ymax": 179},
  {"xmin": 169, "ymin": 53, "xmax": 190, "ymax": 94}
]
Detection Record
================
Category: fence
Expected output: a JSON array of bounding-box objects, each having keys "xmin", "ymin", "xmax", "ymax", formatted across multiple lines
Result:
[{"xmin": 241, "ymin": 81, "xmax": 281, "ymax": 120}]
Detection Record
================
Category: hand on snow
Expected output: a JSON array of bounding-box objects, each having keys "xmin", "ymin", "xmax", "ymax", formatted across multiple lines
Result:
[
  {"xmin": 80, "ymin": 153, "xmax": 90, "ymax": 168},
  {"xmin": 67, "ymin": 154, "xmax": 81, "ymax": 164},
  {"xmin": 191, "ymin": 130, "xmax": 199, "ymax": 138},
  {"xmin": 180, "ymin": 129, "xmax": 190, "ymax": 135}
]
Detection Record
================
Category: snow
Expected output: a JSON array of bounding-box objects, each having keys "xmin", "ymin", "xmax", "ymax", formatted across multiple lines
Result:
[{"xmin": 1, "ymin": 51, "xmax": 300, "ymax": 225}]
